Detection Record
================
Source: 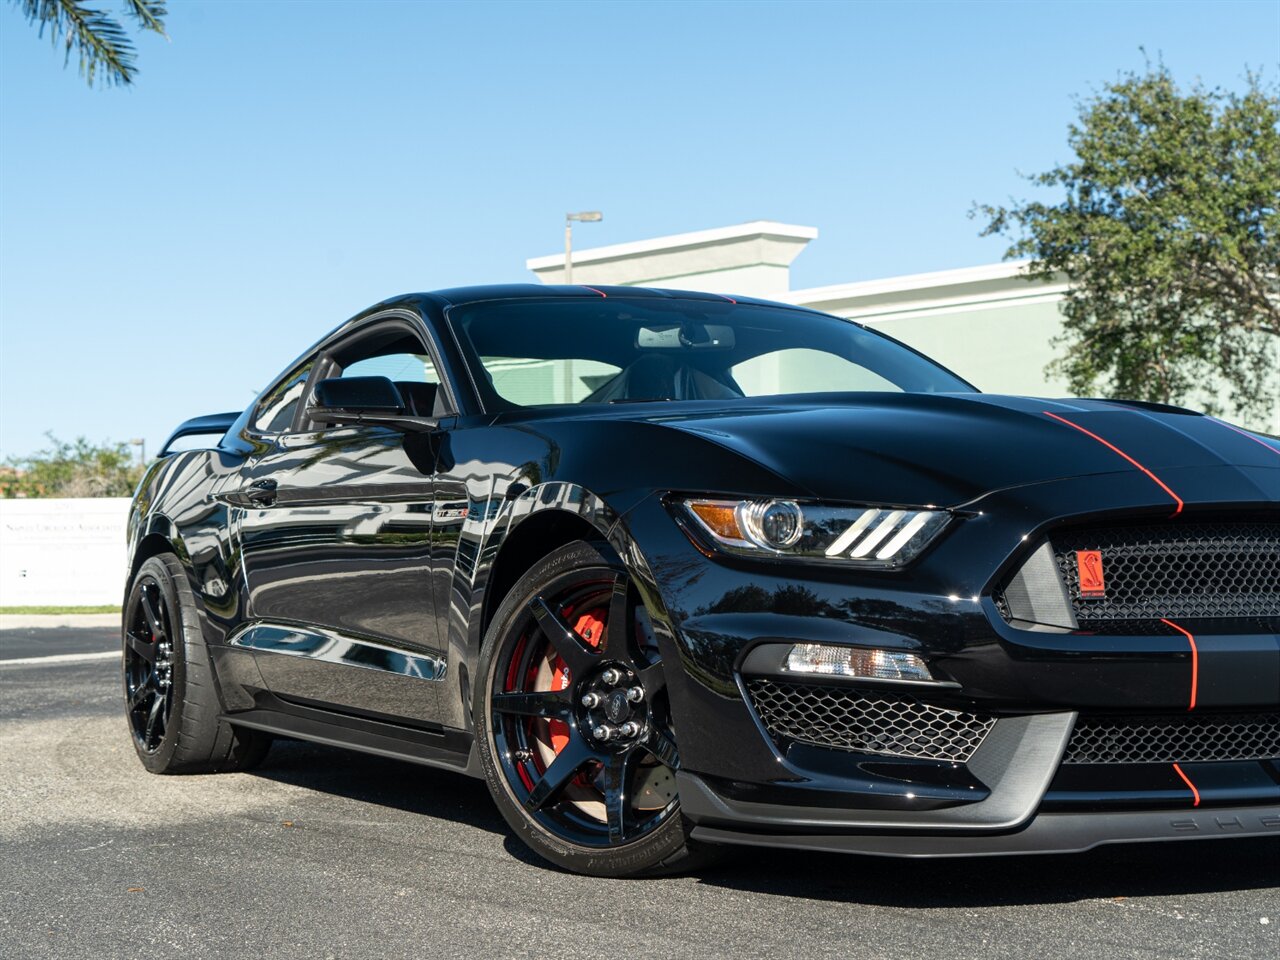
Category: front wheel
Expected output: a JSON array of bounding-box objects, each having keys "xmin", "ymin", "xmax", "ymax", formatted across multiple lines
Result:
[{"xmin": 474, "ymin": 540, "xmax": 711, "ymax": 877}]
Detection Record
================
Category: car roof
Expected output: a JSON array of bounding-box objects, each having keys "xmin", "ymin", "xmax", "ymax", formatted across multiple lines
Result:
[{"xmin": 417, "ymin": 284, "xmax": 821, "ymax": 313}]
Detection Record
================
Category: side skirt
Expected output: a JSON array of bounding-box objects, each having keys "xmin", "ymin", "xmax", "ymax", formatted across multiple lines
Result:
[{"xmin": 222, "ymin": 693, "xmax": 481, "ymax": 778}]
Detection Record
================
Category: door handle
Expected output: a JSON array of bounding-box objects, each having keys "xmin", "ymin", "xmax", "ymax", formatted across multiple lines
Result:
[{"xmin": 243, "ymin": 478, "xmax": 279, "ymax": 505}]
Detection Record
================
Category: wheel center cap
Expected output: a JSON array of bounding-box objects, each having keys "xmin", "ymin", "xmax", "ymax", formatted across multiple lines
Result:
[{"xmin": 604, "ymin": 689, "xmax": 630, "ymax": 723}]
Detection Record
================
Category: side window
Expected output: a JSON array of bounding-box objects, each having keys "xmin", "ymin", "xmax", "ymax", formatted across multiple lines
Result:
[
  {"xmin": 253, "ymin": 360, "xmax": 313, "ymax": 434},
  {"xmin": 340, "ymin": 351, "xmax": 441, "ymax": 385},
  {"xmin": 315, "ymin": 324, "xmax": 448, "ymax": 424}
]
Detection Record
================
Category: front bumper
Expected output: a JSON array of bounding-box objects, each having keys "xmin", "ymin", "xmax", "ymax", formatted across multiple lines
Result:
[
  {"xmin": 676, "ymin": 716, "xmax": 1280, "ymax": 855},
  {"xmin": 621, "ymin": 472, "xmax": 1280, "ymax": 853}
]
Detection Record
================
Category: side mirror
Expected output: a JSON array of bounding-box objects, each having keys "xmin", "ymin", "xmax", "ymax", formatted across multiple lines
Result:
[
  {"xmin": 313, "ymin": 376, "xmax": 403, "ymax": 412},
  {"xmin": 306, "ymin": 376, "xmax": 435, "ymax": 431}
]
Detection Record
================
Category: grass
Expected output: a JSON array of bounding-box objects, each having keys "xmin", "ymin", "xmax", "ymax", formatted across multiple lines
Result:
[{"xmin": 0, "ymin": 605, "xmax": 120, "ymax": 615}]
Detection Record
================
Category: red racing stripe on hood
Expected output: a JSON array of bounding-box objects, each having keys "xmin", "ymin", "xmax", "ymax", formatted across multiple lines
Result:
[{"xmin": 1043, "ymin": 411, "xmax": 1185, "ymax": 516}]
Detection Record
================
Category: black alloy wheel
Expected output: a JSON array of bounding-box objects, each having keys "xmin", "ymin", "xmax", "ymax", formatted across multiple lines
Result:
[
  {"xmin": 476, "ymin": 541, "xmax": 708, "ymax": 876},
  {"xmin": 124, "ymin": 574, "xmax": 177, "ymax": 753},
  {"xmin": 122, "ymin": 554, "xmax": 271, "ymax": 774}
]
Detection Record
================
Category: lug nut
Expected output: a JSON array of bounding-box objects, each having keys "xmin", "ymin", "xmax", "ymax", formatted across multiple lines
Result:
[
  {"xmin": 592, "ymin": 724, "xmax": 615, "ymax": 741},
  {"xmin": 618, "ymin": 721, "xmax": 641, "ymax": 738},
  {"xmin": 601, "ymin": 668, "xmax": 623, "ymax": 685},
  {"xmin": 580, "ymin": 692, "xmax": 601, "ymax": 708},
  {"xmin": 626, "ymin": 686, "xmax": 645, "ymax": 703}
]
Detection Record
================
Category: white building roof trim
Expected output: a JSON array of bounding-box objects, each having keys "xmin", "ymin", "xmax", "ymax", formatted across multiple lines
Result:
[
  {"xmin": 527, "ymin": 221, "xmax": 820, "ymax": 297},
  {"xmin": 787, "ymin": 261, "xmax": 1070, "ymax": 323},
  {"xmin": 526, "ymin": 220, "xmax": 818, "ymax": 271}
]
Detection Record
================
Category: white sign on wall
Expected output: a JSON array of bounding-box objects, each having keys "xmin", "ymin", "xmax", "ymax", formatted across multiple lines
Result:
[{"xmin": 0, "ymin": 498, "xmax": 131, "ymax": 607}]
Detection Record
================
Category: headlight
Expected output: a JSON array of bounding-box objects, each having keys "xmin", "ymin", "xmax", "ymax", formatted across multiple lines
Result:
[{"xmin": 674, "ymin": 497, "xmax": 950, "ymax": 567}]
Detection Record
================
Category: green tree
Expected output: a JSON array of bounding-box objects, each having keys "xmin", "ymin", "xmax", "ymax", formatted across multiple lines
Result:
[
  {"xmin": 1, "ymin": 434, "xmax": 144, "ymax": 498},
  {"xmin": 10, "ymin": 1, "xmax": 167, "ymax": 87},
  {"xmin": 976, "ymin": 64, "xmax": 1280, "ymax": 423}
]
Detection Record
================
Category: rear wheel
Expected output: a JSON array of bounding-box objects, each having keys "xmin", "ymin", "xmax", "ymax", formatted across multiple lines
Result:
[
  {"xmin": 475, "ymin": 540, "xmax": 710, "ymax": 876},
  {"xmin": 123, "ymin": 554, "xmax": 271, "ymax": 774}
]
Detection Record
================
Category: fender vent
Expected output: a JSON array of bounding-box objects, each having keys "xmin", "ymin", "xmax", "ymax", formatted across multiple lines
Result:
[{"xmin": 745, "ymin": 679, "xmax": 995, "ymax": 762}]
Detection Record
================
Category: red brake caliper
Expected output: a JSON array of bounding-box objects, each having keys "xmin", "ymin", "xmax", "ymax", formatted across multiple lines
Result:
[{"xmin": 548, "ymin": 608, "xmax": 606, "ymax": 754}]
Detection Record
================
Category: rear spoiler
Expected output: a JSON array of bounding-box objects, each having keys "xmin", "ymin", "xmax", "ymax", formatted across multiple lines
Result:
[{"xmin": 158, "ymin": 411, "xmax": 241, "ymax": 457}]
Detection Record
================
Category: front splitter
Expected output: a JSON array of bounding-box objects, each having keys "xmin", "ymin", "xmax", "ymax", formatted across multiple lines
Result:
[{"xmin": 690, "ymin": 803, "xmax": 1280, "ymax": 858}]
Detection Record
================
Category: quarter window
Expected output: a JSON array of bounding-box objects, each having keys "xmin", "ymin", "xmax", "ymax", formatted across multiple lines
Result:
[{"xmin": 253, "ymin": 360, "xmax": 313, "ymax": 434}]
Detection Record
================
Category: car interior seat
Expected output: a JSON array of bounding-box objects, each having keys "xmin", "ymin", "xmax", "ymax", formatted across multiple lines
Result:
[{"xmin": 583, "ymin": 354, "xmax": 744, "ymax": 403}]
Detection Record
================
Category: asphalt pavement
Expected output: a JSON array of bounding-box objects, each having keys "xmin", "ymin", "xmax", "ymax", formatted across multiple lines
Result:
[
  {"xmin": 1, "ymin": 626, "xmax": 1277, "ymax": 960},
  {"xmin": 0, "ymin": 621, "xmax": 120, "ymax": 661}
]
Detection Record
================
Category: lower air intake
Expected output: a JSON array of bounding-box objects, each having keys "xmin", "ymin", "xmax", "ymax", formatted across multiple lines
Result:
[
  {"xmin": 1064, "ymin": 712, "xmax": 1280, "ymax": 764},
  {"xmin": 745, "ymin": 678, "xmax": 995, "ymax": 762}
]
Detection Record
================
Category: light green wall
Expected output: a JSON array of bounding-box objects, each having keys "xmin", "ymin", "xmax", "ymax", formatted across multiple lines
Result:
[
  {"xmin": 733, "ymin": 348, "xmax": 899, "ymax": 396},
  {"xmin": 869, "ymin": 301, "xmax": 1071, "ymax": 398},
  {"xmin": 483, "ymin": 357, "xmax": 621, "ymax": 405}
]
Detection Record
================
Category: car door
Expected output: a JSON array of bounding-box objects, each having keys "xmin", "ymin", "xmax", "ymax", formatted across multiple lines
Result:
[{"xmin": 232, "ymin": 313, "xmax": 452, "ymax": 724}]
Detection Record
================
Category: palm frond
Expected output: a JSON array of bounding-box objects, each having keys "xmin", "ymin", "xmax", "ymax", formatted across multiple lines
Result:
[
  {"xmin": 11, "ymin": 0, "xmax": 168, "ymax": 87},
  {"xmin": 123, "ymin": 0, "xmax": 166, "ymax": 37}
]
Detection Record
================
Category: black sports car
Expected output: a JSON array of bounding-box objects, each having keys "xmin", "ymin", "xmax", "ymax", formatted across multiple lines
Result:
[{"xmin": 123, "ymin": 285, "xmax": 1280, "ymax": 876}]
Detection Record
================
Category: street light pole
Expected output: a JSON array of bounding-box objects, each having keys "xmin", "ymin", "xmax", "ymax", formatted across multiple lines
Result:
[
  {"xmin": 561, "ymin": 211, "xmax": 602, "ymax": 404},
  {"xmin": 564, "ymin": 219, "xmax": 574, "ymax": 285},
  {"xmin": 563, "ymin": 210, "xmax": 602, "ymax": 285}
]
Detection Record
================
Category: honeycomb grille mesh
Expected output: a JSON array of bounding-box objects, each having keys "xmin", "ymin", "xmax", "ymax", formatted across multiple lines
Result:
[
  {"xmin": 1064, "ymin": 712, "xmax": 1280, "ymax": 764},
  {"xmin": 745, "ymin": 679, "xmax": 996, "ymax": 761},
  {"xmin": 1052, "ymin": 521, "xmax": 1280, "ymax": 624}
]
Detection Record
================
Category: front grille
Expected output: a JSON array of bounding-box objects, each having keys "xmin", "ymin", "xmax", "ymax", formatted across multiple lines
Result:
[
  {"xmin": 1053, "ymin": 521, "xmax": 1280, "ymax": 625},
  {"xmin": 745, "ymin": 679, "xmax": 996, "ymax": 762},
  {"xmin": 1064, "ymin": 712, "xmax": 1280, "ymax": 764}
]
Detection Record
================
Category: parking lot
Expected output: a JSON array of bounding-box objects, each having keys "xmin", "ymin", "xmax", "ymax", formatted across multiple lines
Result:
[{"xmin": 2, "ymin": 623, "xmax": 1277, "ymax": 960}]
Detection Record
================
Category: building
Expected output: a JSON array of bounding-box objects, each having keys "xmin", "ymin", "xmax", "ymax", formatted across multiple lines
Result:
[{"xmin": 526, "ymin": 221, "xmax": 1276, "ymax": 431}]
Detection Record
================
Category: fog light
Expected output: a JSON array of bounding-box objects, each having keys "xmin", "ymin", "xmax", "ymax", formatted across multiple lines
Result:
[{"xmin": 785, "ymin": 644, "xmax": 934, "ymax": 682}]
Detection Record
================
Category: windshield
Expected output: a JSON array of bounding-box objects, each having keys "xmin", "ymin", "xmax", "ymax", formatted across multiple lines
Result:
[{"xmin": 447, "ymin": 297, "xmax": 974, "ymax": 409}]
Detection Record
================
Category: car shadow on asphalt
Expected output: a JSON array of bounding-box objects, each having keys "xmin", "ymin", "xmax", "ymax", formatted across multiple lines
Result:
[
  {"xmin": 691, "ymin": 838, "xmax": 1280, "ymax": 907},
  {"xmin": 251, "ymin": 739, "xmax": 1279, "ymax": 904},
  {"xmin": 249, "ymin": 738, "xmax": 509, "ymax": 836}
]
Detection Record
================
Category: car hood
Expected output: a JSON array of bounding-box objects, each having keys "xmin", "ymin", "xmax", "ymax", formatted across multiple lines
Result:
[{"xmin": 633, "ymin": 393, "xmax": 1280, "ymax": 507}]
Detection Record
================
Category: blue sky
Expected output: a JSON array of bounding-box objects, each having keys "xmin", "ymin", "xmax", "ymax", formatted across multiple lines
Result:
[{"xmin": 1, "ymin": 0, "xmax": 1277, "ymax": 458}]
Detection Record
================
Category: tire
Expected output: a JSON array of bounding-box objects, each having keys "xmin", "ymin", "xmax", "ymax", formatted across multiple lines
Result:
[
  {"xmin": 122, "ymin": 553, "xmax": 271, "ymax": 774},
  {"xmin": 474, "ymin": 540, "xmax": 715, "ymax": 877}
]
